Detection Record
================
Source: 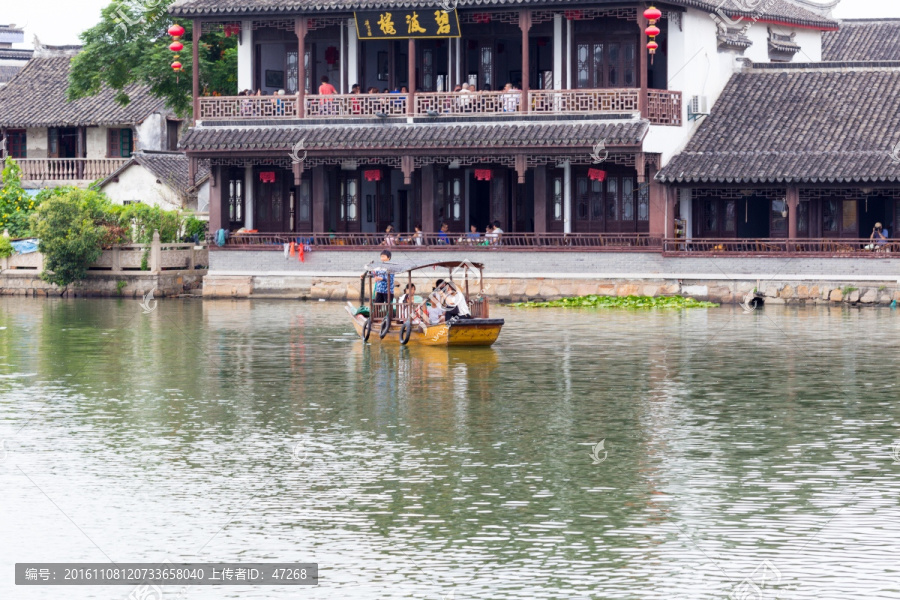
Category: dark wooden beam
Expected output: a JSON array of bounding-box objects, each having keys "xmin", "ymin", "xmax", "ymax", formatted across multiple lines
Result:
[
  {"xmin": 208, "ymin": 165, "xmax": 226, "ymax": 233},
  {"xmin": 533, "ymin": 164, "xmax": 547, "ymax": 233},
  {"xmin": 295, "ymin": 18, "xmax": 308, "ymax": 118},
  {"xmin": 520, "ymin": 10, "xmax": 531, "ymax": 112},
  {"xmin": 192, "ymin": 20, "xmax": 201, "ymax": 124},
  {"xmin": 312, "ymin": 164, "xmax": 325, "ymax": 232},
  {"xmin": 421, "ymin": 164, "xmax": 435, "ymax": 232}
]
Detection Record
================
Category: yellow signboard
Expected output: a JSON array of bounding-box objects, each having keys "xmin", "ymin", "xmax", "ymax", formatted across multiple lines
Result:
[{"xmin": 355, "ymin": 9, "xmax": 461, "ymax": 40}]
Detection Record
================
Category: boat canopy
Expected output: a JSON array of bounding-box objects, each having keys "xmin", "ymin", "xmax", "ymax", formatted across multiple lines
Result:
[{"xmin": 363, "ymin": 260, "xmax": 486, "ymax": 275}]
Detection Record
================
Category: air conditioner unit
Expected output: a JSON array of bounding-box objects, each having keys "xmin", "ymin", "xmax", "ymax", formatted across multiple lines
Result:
[{"xmin": 688, "ymin": 95, "xmax": 709, "ymax": 121}]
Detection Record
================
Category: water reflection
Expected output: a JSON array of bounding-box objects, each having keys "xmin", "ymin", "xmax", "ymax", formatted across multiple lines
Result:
[{"xmin": 1, "ymin": 298, "xmax": 899, "ymax": 599}]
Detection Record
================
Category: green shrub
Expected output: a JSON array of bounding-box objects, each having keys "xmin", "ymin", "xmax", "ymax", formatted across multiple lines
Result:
[
  {"xmin": 0, "ymin": 235, "xmax": 13, "ymax": 259},
  {"xmin": 30, "ymin": 190, "xmax": 108, "ymax": 289},
  {"xmin": 183, "ymin": 214, "xmax": 207, "ymax": 242},
  {"xmin": 0, "ymin": 157, "xmax": 39, "ymax": 237}
]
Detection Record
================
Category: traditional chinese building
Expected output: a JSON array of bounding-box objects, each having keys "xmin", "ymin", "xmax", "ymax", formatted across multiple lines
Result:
[
  {"xmin": 0, "ymin": 46, "xmax": 181, "ymax": 190},
  {"xmin": 0, "ymin": 24, "xmax": 31, "ymax": 88},
  {"xmin": 171, "ymin": 0, "xmax": 837, "ymax": 242}
]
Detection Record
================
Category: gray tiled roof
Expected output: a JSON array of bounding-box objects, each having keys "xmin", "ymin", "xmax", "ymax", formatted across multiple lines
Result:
[
  {"xmin": 100, "ymin": 152, "xmax": 210, "ymax": 197},
  {"xmin": 0, "ymin": 56, "xmax": 169, "ymax": 128},
  {"xmin": 170, "ymin": 0, "xmax": 837, "ymax": 29},
  {"xmin": 0, "ymin": 65, "xmax": 22, "ymax": 85},
  {"xmin": 656, "ymin": 63, "xmax": 900, "ymax": 184},
  {"xmin": 823, "ymin": 19, "xmax": 900, "ymax": 61},
  {"xmin": 179, "ymin": 119, "xmax": 648, "ymax": 153}
]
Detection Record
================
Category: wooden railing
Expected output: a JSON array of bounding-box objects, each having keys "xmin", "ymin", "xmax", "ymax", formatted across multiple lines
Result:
[
  {"xmin": 211, "ymin": 232, "xmax": 661, "ymax": 251},
  {"xmin": 663, "ymin": 238, "xmax": 900, "ymax": 255},
  {"xmin": 416, "ymin": 90, "xmax": 520, "ymax": 116},
  {"xmin": 367, "ymin": 297, "xmax": 490, "ymax": 321},
  {"xmin": 197, "ymin": 89, "xmax": 683, "ymax": 124},
  {"xmin": 306, "ymin": 93, "xmax": 408, "ymax": 118},
  {"xmin": 646, "ymin": 89, "xmax": 682, "ymax": 126},
  {"xmin": 197, "ymin": 95, "xmax": 299, "ymax": 119},
  {"xmin": 17, "ymin": 158, "xmax": 130, "ymax": 181},
  {"xmin": 529, "ymin": 88, "xmax": 640, "ymax": 115}
]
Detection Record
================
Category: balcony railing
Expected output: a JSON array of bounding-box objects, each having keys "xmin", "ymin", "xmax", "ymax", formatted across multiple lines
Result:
[
  {"xmin": 210, "ymin": 232, "xmax": 662, "ymax": 251},
  {"xmin": 197, "ymin": 89, "xmax": 683, "ymax": 125},
  {"xmin": 305, "ymin": 93, "xmax": 408, "ymax": 118},
  {"xmin": 17, "ymin": 158, "xmax": 130, "ymax": 181},
  {"xmin": 663, "ymin": 238, "xmax": 900, "ymax": 255}
]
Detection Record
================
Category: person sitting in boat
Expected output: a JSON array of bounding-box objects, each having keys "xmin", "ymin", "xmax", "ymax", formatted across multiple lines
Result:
[
  {"xmin": 438, "ymin": 280, "xmax": 472, "ymax": 320},
  {"xmin": 398, "ymin": 283, "xmax": 424, "ymax": 321}
]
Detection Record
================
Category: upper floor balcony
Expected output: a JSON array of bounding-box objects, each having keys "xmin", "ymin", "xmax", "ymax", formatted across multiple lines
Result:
[
  {"xmin": 197, "ymin": 88, "xmax": 682, "ymax": 125},
  {"xmin": 189, "ymin": 6, "xmax": 682, "ymax": 128}
]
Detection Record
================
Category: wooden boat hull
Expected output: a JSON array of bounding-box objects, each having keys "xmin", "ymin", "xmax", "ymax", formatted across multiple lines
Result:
[{"xmin": 346, "ymin": 306, "xmax": 503, "ymax": 346}]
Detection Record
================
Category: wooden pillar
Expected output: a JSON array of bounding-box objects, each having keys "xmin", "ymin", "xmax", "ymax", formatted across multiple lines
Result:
[
  {"xmin": 520, "ymin": 10, "xmax": 532, "ymax": 112},
  {"xmin": 787, "ymin": 185, "xmax": 799, "ymax": 240},
  {"xmin": 192, "ymin": 20, "xmax": 201, "ymax": 123},
  {"xmin": 666, "ymin": 185, "xmax": 677, "ymax": 240},
  {"xmin": 534, "ymin": 165, "xmax": 547, "ymax": 233},
  {"xmin": 637, "ymin": 14, "xmax": 648, "ymax": 119},
  {"xmin": 296, "ymin": 18, "xmax": 307, "ymax": 118},
  {"xmin": 408, "ymin": 38, "xmax": 416, "ymax": 116},
  {"xmin": 208, "ymin": 165, "xmax": 227, "ymax": 233},
  {"xmin": 312, "ymin": 165, "xmax": 325, "ymax": 233},
  {"xmin": 647, "ymin": 173, "xmax": 667, "ymax": 237},
  {"xmin": 422, "ymin": 164, "xmax": 435, "ymax": 232}
]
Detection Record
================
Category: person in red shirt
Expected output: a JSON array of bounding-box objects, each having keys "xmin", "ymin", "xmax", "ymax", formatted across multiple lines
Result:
[{"xmin": 319, "ymin": 76, "xmax": 337, "ymax": 115}]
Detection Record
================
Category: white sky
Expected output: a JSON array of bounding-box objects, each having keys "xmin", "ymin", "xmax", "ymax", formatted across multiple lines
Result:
[{"xmin": 2, "ymin": 0, "xmax": 899, "ymax": 46}]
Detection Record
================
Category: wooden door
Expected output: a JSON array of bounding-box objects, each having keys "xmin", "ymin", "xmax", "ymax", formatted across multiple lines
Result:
[
  {"xmin": 228, "ymin": 168, "xmax": 245, "ymax": 230},
  {"xmin": 479, "ymin": 43, "xmax": 494, "ymax": 90},
  {"xmin": 575, "ymin": 37, "xmax": 637, "ymax": 89},
  {"xmin": 573, "ymin": 174, "xmax": 603, "ymax": 233},
  {"xmin": 375, "ymin": 178, "xmax": 393, "ymax": 232},
  {"xmin": 547, "ymin": 169, "xmax": 565, "ymax": 233},
  {"xmin": 419, "ymin": 43, "xmax": 437, "ymax": 92},
  {"xmin": 336, "ymin": 172, "xmax": 361, "ymax": 232},
  {"xmin": 255, "ymin": 170, "xmax": 288, "ymax": 232},
  {"xmin": 439, "ymin": 169, "xmax": 465, "ymax": 231}
]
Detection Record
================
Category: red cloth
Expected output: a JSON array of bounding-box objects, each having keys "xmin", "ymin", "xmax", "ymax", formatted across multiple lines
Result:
[
  {"xmin": 259, "ymin": 171, "xmax": 276, "ymax": 183},
  {"xmin": 588, "ymin": 168, "xmax": 607, "ymax": 182},
  {"xmin": 364, "ymin": 169, "xmax": 382, "ymax": 182},
  {"xmin": 475, "ymin": 169, "xmax": 492, "ymax": 181}
]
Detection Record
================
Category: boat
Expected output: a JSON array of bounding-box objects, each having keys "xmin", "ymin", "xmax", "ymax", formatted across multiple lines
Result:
[{"xmin": 346, "ymin": 260, "xmax": 504, "ymax": 346}]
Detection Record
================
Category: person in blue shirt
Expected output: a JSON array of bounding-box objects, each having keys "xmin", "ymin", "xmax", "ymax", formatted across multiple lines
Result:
[
  {"xmin": 871, "ymin": 222, "xmax": 889, "ymax": 250},
  {"xmin": 361, "ymin": 249, "xmax": 394, "ymax": 304},
  {"xmin": 437, "ymin": 222, "xmax": 451, "ymax": 244}
]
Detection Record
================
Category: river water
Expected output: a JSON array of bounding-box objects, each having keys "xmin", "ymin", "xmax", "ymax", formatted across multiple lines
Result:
[{"xmin": 1, "ymin": 298, "xmax": 899, "ymax": 599}]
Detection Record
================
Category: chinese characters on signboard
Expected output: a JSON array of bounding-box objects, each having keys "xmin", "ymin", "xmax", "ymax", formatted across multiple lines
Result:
[{"xmin": 355, "ymin": 9, "xmax": 461, "ymax": 40}]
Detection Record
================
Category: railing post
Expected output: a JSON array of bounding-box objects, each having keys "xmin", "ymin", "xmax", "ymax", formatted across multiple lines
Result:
[{"xmin": 150, "ymin": 230, "xmax": 162, "ymax": 273}]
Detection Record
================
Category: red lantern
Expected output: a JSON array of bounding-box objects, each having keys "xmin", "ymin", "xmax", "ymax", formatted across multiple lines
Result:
[
  {"xmin": 169, "ymin": 41, "xmax": 184, "ymax": 53},
  {"xmin": 643, "ymin": 6, "xmax": 662, "ymax": 23},
  {"xmin": 168, "ymin": 23, "xmax": 185, "ymax": 38},
  {"xmin": 325, "ymin": 46, "xmax": 339, "ymax": 66},
  {"xmin": 645, "ymin": 25, "xmax": 661, "ymax": 38},
  {"xmin": 171, "ymin": 61, "xmax": 183, "ymax": 71},
  {"xmin": 647, "ymin": 41, "xmax": 659, "ymax": 54}
]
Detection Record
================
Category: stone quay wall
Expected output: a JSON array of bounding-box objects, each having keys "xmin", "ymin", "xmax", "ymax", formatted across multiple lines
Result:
[{"xmin": 203, "ymin": 249, "xmax": 900, "ymax": 305}]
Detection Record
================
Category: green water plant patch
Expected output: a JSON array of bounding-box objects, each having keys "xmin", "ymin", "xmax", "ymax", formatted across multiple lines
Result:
[{"xmin": 510, "ymin": 295, "xmax": 719, "ymax": 309}]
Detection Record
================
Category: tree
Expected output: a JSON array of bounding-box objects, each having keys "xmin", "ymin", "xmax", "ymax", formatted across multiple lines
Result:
[
  {"xmin": 67, "ymin": 0, "xmax": 237, "ymax": 117},
  {"xmin": 30, "ymin": 190, "xmax": 111, "ymax": 290}
]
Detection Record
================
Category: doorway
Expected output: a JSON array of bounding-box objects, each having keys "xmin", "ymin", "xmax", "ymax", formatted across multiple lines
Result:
[
  {"xmin": 470, "ymin": 176, "xmax": 491, "ymax": 230},
  {"xmin": 736, "ymin": 197, "xmax": 770, "ymax": 238},
  {"xmin": 858, "ymin": 196, "xmax": 893, "ymax": 238}
]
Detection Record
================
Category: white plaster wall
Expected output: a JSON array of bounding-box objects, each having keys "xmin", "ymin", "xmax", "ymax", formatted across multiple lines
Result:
[
  {"xmin": 238, "ymin": 20, "xmax": 253, "ymax": 92},
  {"xmin": 196, "ymin": 180, "xmax": 210, "ymax": 213},
  {"xmin": 86, "ymin": 126, "xmax": 108, "ymax": 158},
  {"xmin": 25, "ymin": 128, "xmax": 47, "ymax": 158},
  {"xmin": 136, "ymin": 114, "xmax": 165, "ymax": 152},
  {"xmin": 102, "ymin": 165, "xmax": 186, "ymax": 209}
]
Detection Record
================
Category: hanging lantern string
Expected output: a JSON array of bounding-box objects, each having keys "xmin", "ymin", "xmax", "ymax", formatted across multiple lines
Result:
[{"xmin": 643, "ymin": 6, "xmax": 662, "ymax": 64}]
